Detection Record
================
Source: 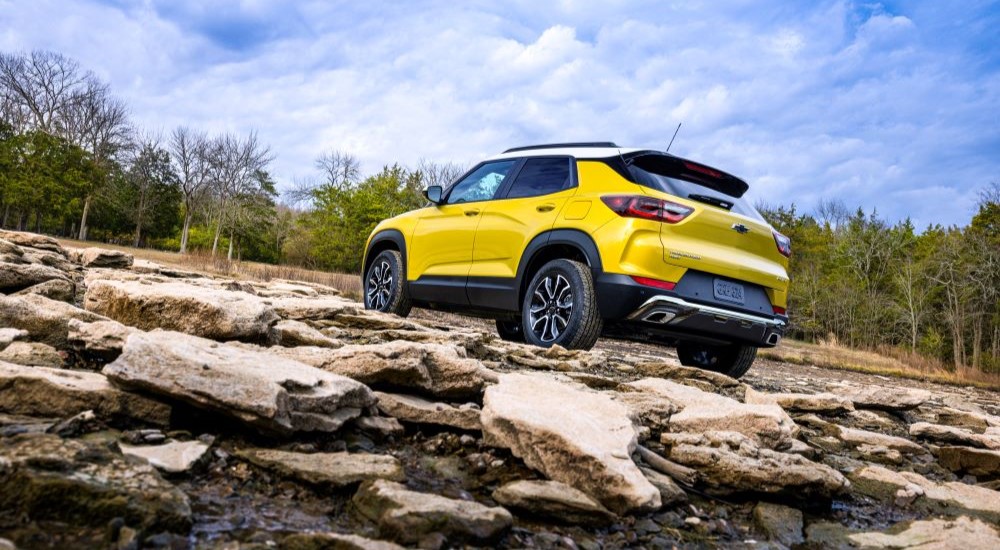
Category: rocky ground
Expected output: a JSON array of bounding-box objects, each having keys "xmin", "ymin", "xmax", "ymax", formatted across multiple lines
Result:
[{"xmin": 1, "ymin": 229, "xmax": 998, "ymax": 550}]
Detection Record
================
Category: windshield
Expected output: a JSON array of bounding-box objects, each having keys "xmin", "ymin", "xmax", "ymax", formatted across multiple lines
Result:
[{"xmin": 628, "ymin": 164, "xmax": 765, "ymax": 222}]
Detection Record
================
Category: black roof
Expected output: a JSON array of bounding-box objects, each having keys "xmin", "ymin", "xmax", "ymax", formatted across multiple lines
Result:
[{"xmin": 502, "ymin": 142, "xmax": 620, "ymax": 154}]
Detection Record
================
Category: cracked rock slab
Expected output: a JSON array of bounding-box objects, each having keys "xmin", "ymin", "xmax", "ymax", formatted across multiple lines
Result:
[
  {"xmin": 849, "ymin": 464, "xmax": 1000, "ymax": 522},
  {"xmin": 102, "ymin": 330, "xmax": 374, "ymax": 434},
  {"xmin": 492, "ymin": 480, "xmax": 616, "ymax": 525},
  {"xmin": 482, "ymin": 373, "xmax": 660, "ymax": 514},
  {"xmin": 374, "ymin": 391, "xmax": 482, "ymax": 431},
  {"xmin": 120, "ymin": 439, "xmax": 212, "ymax": 474},
  {"xmin": 352, "ymin": 479, "xmax": 512, "ymax": 544},
  {"xmin": 0, "ymin": 360, "xmax": 171, "ymax": 426},
  {"xmin": 236, "ymin": 448, "xmax": 403, "ymax": 487}
]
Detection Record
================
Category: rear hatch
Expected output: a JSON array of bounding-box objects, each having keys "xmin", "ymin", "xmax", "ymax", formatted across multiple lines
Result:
[{"xmin": 626, "ymin": 154, "xmax": 789, "ymax": 292}]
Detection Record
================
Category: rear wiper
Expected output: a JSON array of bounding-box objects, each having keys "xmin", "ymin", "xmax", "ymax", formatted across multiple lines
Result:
[{"xmin": 688, "ymin": 193, "xmax": 733, "ymax": 210}]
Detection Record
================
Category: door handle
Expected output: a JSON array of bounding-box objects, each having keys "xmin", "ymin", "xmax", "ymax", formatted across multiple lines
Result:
[
  {"xmin": 536, "ymin": 204, "xmax": 556, "ymax": 213},
  {"xmin": 464, "ymin": 209, "xmax": 480, "ymax": 216}
]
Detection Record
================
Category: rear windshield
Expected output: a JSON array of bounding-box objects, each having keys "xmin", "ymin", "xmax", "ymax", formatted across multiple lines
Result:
[{"xmin": 628, "ymin": 164, "xmax": 764, "ymax": 222}]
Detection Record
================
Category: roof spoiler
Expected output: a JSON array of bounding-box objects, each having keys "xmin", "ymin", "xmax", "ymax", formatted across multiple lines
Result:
[{"xmin": 624, "ymin": 152, "xmax": 750, "ymax": 198}]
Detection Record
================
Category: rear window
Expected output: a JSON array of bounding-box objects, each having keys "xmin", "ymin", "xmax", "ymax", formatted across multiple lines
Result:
[
  {"xmin": 505, "ymin": 157, "xmax": 572, "ymax": 198},
  {"xmin": 628, "ymin": 163, "xmax": 764, "ymax": 222}
]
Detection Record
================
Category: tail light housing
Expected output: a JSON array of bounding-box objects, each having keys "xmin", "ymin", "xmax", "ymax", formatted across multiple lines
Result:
[
  {"xmin": 631, "ymin": 276, "xmax": 676, "ymax": 291},
  {"xmin": 601, "ymin": 195, "xmax": 694, "ymax": 224},
  {"xmin": 773, "ymin": 230, "xmax": 791, "ymax": 258},
  {"xmin": 772, "ymin": 305, "xmax": 787, "ymax": 315}
]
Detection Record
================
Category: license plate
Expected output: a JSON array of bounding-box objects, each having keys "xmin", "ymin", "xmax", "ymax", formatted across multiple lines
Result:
[{"xmin": 713, "ymin": 278, "xmax": 745, "ymax": 305}]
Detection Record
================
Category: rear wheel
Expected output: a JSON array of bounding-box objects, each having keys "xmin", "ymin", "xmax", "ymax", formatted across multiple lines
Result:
[
  {"xmin": 363, "ymin": 250, "xmax": 412, "ymax": 317},
  {"xmin": 495, "ymin": 319, "xmax": 525, "ymax": 343},
  {"xmin": 676, "ymin": 341, "xmax": 757, "ymax": 379},
  {"xmin": 521, "ymin": 259, "xmax": 602, "ymax": 350}
]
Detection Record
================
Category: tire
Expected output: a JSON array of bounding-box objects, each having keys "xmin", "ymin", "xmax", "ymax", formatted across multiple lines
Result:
[
  {"xmin": 521, "ymin": 259, "xmax": 602, "ymax": 350},
  {"xmin": 495, "ymin": 319, "xmax": 526, "ymax": 343},
  {"xmin": 676, "ymin": 341, "xmax": 757, "ymax": 379},
  {"xmin": 363, "ymin": 249, "xmax": 412, "ymax": 317}
]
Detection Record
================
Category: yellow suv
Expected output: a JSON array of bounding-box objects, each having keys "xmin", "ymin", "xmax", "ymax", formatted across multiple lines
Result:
[{"xmin": 362, "ymin": 143, "xmax": 790, "ymax": 378}]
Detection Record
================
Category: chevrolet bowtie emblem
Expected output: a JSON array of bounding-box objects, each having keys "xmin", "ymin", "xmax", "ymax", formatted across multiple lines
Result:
[{"xmin": 731, "ymin": 223, "xmax": 750, "ymax": 234}]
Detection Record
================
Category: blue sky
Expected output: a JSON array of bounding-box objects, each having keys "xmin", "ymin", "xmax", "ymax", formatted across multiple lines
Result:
[{"xmin": 1, "ymin": 0, "xmax": 997, "ymax": 227}]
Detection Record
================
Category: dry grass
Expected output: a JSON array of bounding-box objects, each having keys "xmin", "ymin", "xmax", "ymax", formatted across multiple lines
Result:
[
  {"xmin": 56, "ymin": 238, "xmax": 362, "ymax": 299},
  {"xmin": 760, "ymin": 337, "xmax": 1000, "ymax": 390}
]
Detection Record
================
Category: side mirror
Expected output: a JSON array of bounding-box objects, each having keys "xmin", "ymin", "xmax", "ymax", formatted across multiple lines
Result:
[{"xmin": 424, "ymin": 185, "xmax": 443, "ymax": 204}]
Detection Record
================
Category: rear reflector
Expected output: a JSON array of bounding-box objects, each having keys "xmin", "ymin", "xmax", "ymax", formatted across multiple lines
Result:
[
  {"xmin": 601, "ymin": 195, "xmax": 693, "ymax": 224},
  {"xmin": 772, "ymin": 305, "xmax": 786, "ymax": 315},
  {"xmin": 631, "ymin": 276, "xmax": 676, "ymax": 291}
]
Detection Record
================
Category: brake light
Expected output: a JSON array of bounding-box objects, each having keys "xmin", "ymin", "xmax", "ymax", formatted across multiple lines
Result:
[
  {"xmin": 601, "ymin": 195, "xmax": 693, "ymax": 224},
  {"xmin": 772, "ymin": 305, "xmax": 786, "ymax": 315},
  {"xmin": 631, "ymin": 276, "xmax": 676, "ymax": 291},
  {"xmin": 773, "ymin": 230, "xmax": 791, "ymax": 258},
  {"xmin": 683, "ymin": 161, "xmax": 723, "ymax": 178}
]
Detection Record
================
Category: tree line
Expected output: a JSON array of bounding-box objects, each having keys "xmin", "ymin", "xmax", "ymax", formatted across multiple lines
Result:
[
  {"xmin": 759, "ymin": 189, "xmax": 999, "ymax": 374},
  {"xmin": 2, "ymin": 49, "xmax": 997, "ymax": 373}
]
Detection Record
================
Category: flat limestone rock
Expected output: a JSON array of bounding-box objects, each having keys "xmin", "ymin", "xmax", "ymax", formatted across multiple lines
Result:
[
  {"xmin": 0, "ymin": 294, "xmax": 106, "ymax": 346},
  {"xmin": 844, "ymin": 385, "xmax": 931, "ymax": 411},
  {"xmin": 265, "ymin": 295, "xmax": 364, "ymax": 321},
  {"xmin": 0, "ymin": 341, "xmax": 64, "ymax": 368},
  {"xmin": 84, "ymin": 279, "xmax": 278, "ymax": 342},
  {"xmin": 745, "ymin": 387, "xmax": 854, "ymax": 414},
  {"xmin": 661, "ymin": 431, "xmax": 850, "ymax": 498},
  {"xmin": 269, "ymin": 340, "xmax": 497, "ymax": 399},
  {"xmin": 0, "ymin": 230, "xmax": 66, "ymax": 255},
  {"xmin": 849, "ymin": 516, "xmax": 1000, "ymax": 549},
  {"xmin": 79, "ymin": 247, "xmax": 133, "ymax": 268},
  {"xmin": 269, "ymin": 319, "xmax": 341, "ymax": 348},
  {"xmin": 638, "ymin": 466, "xmax": 688, "ymax": 506},
  {"xmin": 67, "ymin": 318, "xmax": 140, "ymax": 359},
  {"xmin": 120, "ymin": 439, "xmax": 212, "ymax": 473},
  {"xmin": 937, "ymin": 446, "xmax": 1000, "ymax": 478},
  {"xmin": 237, "ymin": 448, "xmax": 403, "ymax": 487},
  {"xmin": 492, "ymin": 480, "xmax": 616, "ymax": 525},
  {"xmin": 353, "ymin": 479, "xmax": 512, "ymax": 544},
  {"xmin": 281, "ymin": 533, "xmax": 404, "ymax": 550},
  {"xmin": 0, "ymin": 360, "xmax": 171, "ymax": 426},
  {"xmin": 13, "ymin": 278, "xmax": 76, "ymax": 302},
  {"xmin": 482, "ymin": 373, "xmax": 660, "ymax": 514},
  {"xmin": 910, "ymin": 422, "xmax": 1000, "ymax": 450},
  {"xmin": 753, "ymin": 502, "xmax": 804, "ymax": 547},
  {"xmin": 797, "ymin": 414, "xmax": 926, "ymax": 455},
  {"xmin": 849, "ymin": 464, "xmax": 1000, "ymax": 522},
  {"xmin": 103, "ymin": 330, "xmax": 374, "ymax": 434},
  {"xmin": 627, "ymin": 378, "xmax": 796, "ymax": 449},
  {"xmin": 0, "ymin": 433, "xmax": 191, "ymax": 533},
  {"xmin": 0, "ymin": 261, "xmax": 69, "ymax": 292},
  {"xmin": 0, "ymin": 328, "xmax": 27, "ymax": 349},
  {"xmin": 374, "ymin": 391, "xmax": 481, "ymax": 431}
]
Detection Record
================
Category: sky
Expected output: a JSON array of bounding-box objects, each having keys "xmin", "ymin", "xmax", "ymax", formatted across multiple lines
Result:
[{"xmin": 1, "ymin": 0, "xmax": 997, "ymax": 227}]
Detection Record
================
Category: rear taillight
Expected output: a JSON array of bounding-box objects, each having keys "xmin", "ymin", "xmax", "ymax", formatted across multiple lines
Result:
[
  {"xmin": 772, "ymin": 305, "xmax": 786, "ymax": 315},
  {"xmin": 773, "ymin": 230, "xmax": 791, "ymax": 258},
  {"xmin": 631, "ymin": 276, "xmax": 676, "ymax": 291},
  {"xmin": 601, "ymin": 195, "xmax": 693, "ymax": 224}
]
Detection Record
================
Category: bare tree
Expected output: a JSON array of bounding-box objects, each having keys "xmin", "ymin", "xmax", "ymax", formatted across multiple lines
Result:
[
  {"xmin": 170, "ymin": 127, "xmax": 211, "ymax": 253},
  {"xmin": 206, "ymin": 131, "xmax": 273, "ymax": 256},
  {"xmin": 815, "ymin": 198, "xmax": 849, "ymax": 230},
  {"xmin": 416, "ymin": 158, "xmax": 465, "ymax": 188},
  {"xmin": 315, "ymin": 150, "xmax": 360, "ymax": 189},
  {"xmin": 0, "ymin": 51, "xmax": 96, "ymax": 134}
]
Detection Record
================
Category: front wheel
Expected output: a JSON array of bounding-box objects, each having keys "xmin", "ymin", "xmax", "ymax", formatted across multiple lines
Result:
[
  {"xmin": 363, "ymin": 250, "xmax": 412, "ymax": 317},
  {"xmin": 521, "ymin": 259, "xmax": 602, "ymax": 350},
  {"xmin": 676, "ymin": 341, "xmax": 757, "ymax": 379}
]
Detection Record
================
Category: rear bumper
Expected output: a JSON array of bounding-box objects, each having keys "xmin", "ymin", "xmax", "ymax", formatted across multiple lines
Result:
[
  {"xmin": 627, "ymin": 294, "xmax": 786, "ymax": 347},
  {"xmin": 594, "ymin": 272, "xmax": 787, "ymax": 347}
]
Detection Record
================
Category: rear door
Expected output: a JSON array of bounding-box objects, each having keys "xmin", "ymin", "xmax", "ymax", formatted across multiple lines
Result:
[{"xmin": 469, "ymin": 156, "xmax": 576, "ymax": 309}]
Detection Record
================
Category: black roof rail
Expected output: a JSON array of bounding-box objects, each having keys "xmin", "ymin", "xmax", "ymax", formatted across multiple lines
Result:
[{"xmin": 502, "ymin": 142, "xmax": 620, "ymax": 154}]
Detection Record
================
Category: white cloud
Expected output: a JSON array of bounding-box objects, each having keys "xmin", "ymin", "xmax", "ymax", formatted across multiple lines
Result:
[{"xmin": 0, "ymin": 0, "xmax": 996, "ymax": 228}]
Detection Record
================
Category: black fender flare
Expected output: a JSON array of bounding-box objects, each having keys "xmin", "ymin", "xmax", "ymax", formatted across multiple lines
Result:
[
  {"xmin": 362, "ymin": 229, "xmax": 407, "ymax": 280},
  {"xmin": 514, "ymin": 229, "xmax": 604, "ymax": 303}
]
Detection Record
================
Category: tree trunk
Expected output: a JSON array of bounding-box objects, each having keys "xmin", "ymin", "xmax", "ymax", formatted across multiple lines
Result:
[
  {"xmin": 2, "ymin": 204, "xmax": 9, "ymax": 228},
  {"xmin": 180, "ymin": 212, "xmax": 193, "ymax": 254},
  {"xmin": 227, "ymin": 229, "xmax": 235, "ymax": 260},
  {"xmin": 211, "ymin": 216, "xmax": 223, "ymax": 257},
  {"xmin": 972, "ymin": 319, "xmax": 982, "ymax": 370},
  {"xmin": 78, "ymin": 195, "xmax": 91, "ymax": 240}
]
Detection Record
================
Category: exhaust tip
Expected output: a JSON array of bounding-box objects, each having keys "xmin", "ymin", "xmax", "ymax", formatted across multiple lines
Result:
[
  {"xmin": 766, "ymin": 333, "xmax": 781, "ymax": 346},
  {"xmin": 641, "ymin": 310, "xmax": 677, "ymax": 324}
]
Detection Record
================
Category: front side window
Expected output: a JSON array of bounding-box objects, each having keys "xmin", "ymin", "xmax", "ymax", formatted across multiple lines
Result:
[
  {"xmin": 505, "ymin": 157, "xmax": 572, "ymax": 199},
  {"xmin": 446, "ymin": 160, "xmax": 519, "ymax": 204}
]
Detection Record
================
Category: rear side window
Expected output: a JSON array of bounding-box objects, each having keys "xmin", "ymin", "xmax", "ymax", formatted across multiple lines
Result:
[
  {"xmin": 505, "ymin": 157, "xmax": 572, "ymax": 199},
  {"xmin": 446, "ymin": 160, "xmax": 519, "ymax": 204}
]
